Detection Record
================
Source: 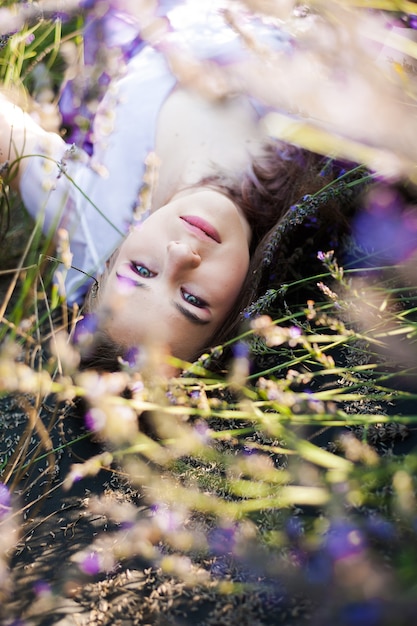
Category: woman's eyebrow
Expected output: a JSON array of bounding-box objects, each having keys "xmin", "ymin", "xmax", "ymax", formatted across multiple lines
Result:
[{"xmin": 173, "ymin": 302, "xmax": 210, "ymax": 326}]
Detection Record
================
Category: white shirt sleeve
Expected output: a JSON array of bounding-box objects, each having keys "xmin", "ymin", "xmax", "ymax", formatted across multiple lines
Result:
[{"xmin": 19, "ymin": 46, "xmax": 175, "ymax": 305}]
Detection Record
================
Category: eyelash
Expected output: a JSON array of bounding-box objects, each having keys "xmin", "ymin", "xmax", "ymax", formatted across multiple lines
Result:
[
  {"xmin": 131, "ymin": 263, "xmax": 156, "ymax": 278},
  {"xmin": 131, "ymin": 263, "xmax": 207, "ymax": 308},
  {"xmin": 181, "ymin": 288, "xmax": 207, "ymax": 309}
]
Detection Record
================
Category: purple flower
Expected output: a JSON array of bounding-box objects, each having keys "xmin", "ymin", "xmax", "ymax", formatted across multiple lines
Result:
[
  {"xmin": 151, "ymin": 503, "xmax": 182, "ymax": 533},
  {"xmin": 59, "ymin": 0, "xmax": 146, "ymax": 151},
  {"xmin": 120, "ymin": 519, "xmax": 135, "ymax": 530},
  {"xmin": 365, "ymin": 515, "xmax": 396, "ymax": 542},
  {"xmin": 409, "ymin": 14, "xmax": 417, "ymax": 29},
  {"xmin": 33, "ymin": 580, "xmax": 52, "ymax": 597},
  {"xmin": 193, "ymin": 420, "xmax": 210, "ymax": 444},
  {"xmin": 233, "ymin": 341, "xmax": 249, "ymax": 359},
  {"xmin": 209, "ymin": 525, "xmax": 237, "ymax": 556},
  {"xmin": 0, "ymin": 483, "xmax": 11, "ymax": 519},
  {"xmin": 324, "ymin": 521, "xmax": 366, "ymax": 562},
  {"xmin": 339, "ymin": 600, "xmax": 382, "ymax": 626},
  {"xmin": 123, "ymin": 346, "xmax": 140, "ymax": 368},
  {"xmin": 289, "ymin": 326, "xmax": 301, "ymax": 340},
  {"xmin": 72, "ymin": 313, "xmax": 99, "ymax": 345},
  {"xmin": 84, "ymin": 408, "xmax": 106, "ymax": 432},
  {"xmin": 59, "ymin": 86, "xmax": 95, "ymax": 155},
  {"xmin": 305, "ymin": 551, "xmax": 332, "ymax": 585},
  {"xmin": 286, "ymin": 516, "xmax": 303, "ymax": 542},
  {"xmin": 353, "ymin": 186, "xmax": 417, "ymax": 264},
  {"xmin": 80, "ymin": 551, "xmax": 101, "ymax": 575}
]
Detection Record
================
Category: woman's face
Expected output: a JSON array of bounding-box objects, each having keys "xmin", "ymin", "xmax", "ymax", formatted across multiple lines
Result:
[{"xmin": 96, "ymin": 187, "xmax": 251, "ymax": 362}]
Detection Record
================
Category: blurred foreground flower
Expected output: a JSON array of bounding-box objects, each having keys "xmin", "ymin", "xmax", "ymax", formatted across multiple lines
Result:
[
  {"xmin": 0, "ymin": 483, "xmax": 18, "ymax": 603},
  {"xmin": 60, "ymin": 0, "xmax": 159, "ymax": 151},
  {"xmin": 251, "ymin": 315, "xmax": 302, "ymax": 347},
  {"xmin": 0, "ymin": 484, "xmax": 11, "ymax": 520},
  {"xmin": 353, "ymin": 184, "xmax": 417, "ymax": 264}
]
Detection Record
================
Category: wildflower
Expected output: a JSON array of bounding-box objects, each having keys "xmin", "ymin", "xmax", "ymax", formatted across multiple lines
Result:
[
  {"xmin": 409, "ymin": 14, "xmax": 417, "ymax": 29},
  {"xmin": 77, "ymin": 369, "xmax": 129, "ymax": 400},
  {"xmin": 252, "ymin": 316, "xmax": 303, "ymax": 348},
  {"xmin": 56, "ymin": 228, "xmax": 73, "ymax": 270},
  {"xmin": 317, "ymin": 281, "xmax": 339, "ymax": 301},
  {"xmin": 193, "ymin": 419, "xmax": 210, "ymax": 445},
  {"xmin": 122, "ymin": 346, "xmax": 140, "ymax": 368},
  {"xmin": 339, "ymin": 600, "xmax": 382, "ymax": 626},
  {"xmin": 151, "ymin": 503, "xmax": 183, "ymax": 533},
  {"xmin": 0, "ymin": 483, "xmax": 11, "ymax": 519},
  {"xmin": 160, "ymin": 555, "xmax": 193, "ymax": 580},
  {"xmin": 353, "ymin": 185, "xmax": 417, "ymax": 264},
  {"xmin": 80, "ymin": 551, "xmax": 101, "ymax": 576},
  {"xmin": 317, "ymin": 249, "xmax": 334, "ymax": 263},
  {"xmin": 64, "ymin": 452, "xmax": 113, "ymax": 490},
  {"xmin": 0, "ymin": 35, "xmax": 11, "ymax": 50},
  {"xmin": 305, "ymin": 550, "xmax": 332, "ymax": 585},
  {"xmin": 208, "ymin": 525, "xmax": 237, "ymax": 556},
  {"xmin": 33, "ymin": 580, "xmax": 52, "ymax": 597},
  {"xmin": 305, "ymin": 299, "xmax": 316, "ymax": 320},
  {"xmin": 71, "ymin": 313, "xmax": 99, "ymax": 345},
  {"xmin": 243, "ymin": 289, "xmax": 278, "ymax": 318},
  {"xmin": 365, "ymin": 515, "xmax": 396, "ymax": 542},
  {"xmin": 286, "ymin": 516, "xmax": 304, "ymax": 542},
  {"xmin": 288, "ymin": 325, "xmax": 302, "ymax": 345},
  {"xmin": 128, "ymin": 374, "xmax": 145, "ymax": 399},
  {"xmin": 324, "ymin": 520, "xmax": 366, "ymax": 562},
  {"xmin": 233, "ymin": 341, "xmax": 249, "ymax": 360},
  {"xmin": 84, "ymin": 407, "xmax": 106, "ymax": 432},
  {"xmin": 59, "ymin": 0, "xmax": 146, "ymax": 151},
  {"xmin": 229, "ymin": 341, "xmax": 250, "ymax": 387}
]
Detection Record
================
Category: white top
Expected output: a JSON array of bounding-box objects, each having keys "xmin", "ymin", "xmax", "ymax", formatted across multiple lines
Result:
[{"xmin": 19, "ymin": 1, "xmax": 287, "ymax": 303}]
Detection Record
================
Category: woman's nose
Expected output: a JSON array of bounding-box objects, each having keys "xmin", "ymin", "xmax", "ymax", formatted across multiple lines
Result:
[{"xmin": 166, "ymin": 241, "xmax": 201, "ymax": 274}]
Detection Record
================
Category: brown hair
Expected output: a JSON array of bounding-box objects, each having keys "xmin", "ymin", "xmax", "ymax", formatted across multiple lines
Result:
[
  {"xmin": 196, "ymin": 142, "xmax": 357, "ymax": 351},
  {"xmin": 78, "ymin": 141, "xmax": 362, "ymax": 371}
]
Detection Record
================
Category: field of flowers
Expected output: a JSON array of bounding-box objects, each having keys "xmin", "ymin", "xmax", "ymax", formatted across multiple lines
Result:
[{"xmin": 1, "ymin": 1, "xmax": 417, "ymax": 625}]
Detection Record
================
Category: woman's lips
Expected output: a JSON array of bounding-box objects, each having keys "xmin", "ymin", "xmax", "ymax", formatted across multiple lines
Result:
[{"xmin": 181, "ymin": 216, "xmax": 221, "ymax": 243}]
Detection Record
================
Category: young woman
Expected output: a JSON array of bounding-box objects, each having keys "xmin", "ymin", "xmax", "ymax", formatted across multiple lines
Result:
[{"xmin": 0, "ymin": 1, "xmax": 356, "ymax": 369}]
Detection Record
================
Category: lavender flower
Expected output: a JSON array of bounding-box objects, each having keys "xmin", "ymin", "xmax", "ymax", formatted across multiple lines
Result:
[
  {"xmin": 0, "ymin": 483, "xmax": 11, "ymax": 519},
  {"xmin": 339, "ymin": 600, "xmax": 382, "ymax": 626},
  {"xmin": 324, "ymin": 520, "xmax": 366, "ymax": 562},
  {"xmin": 233, "ymin": 341, "xmax": 249, "ymax": 360},
  {"xmin": 80, "ymin": 551, "xmax": 101, "ymax": 575},
  {"xmin": 59, "ymin": 0, "xmax": 146, "ymax": 151},
  {"xmin": 153, "ymin": 502, "xmax": 185, "ymax": 531},
  {"xmin": 408, "ymin": 14, "xmax": 417, "ymax": 29},
  {"xmin": 84, "ymin": 407, "xmax": 106, "ymax": 432},
  {"xmin": 123, "ymin": 346, "xmax": 140, "ymax": 368},
  {"xmin": 33, "ymin": 580, "xmax": 52, "ymax": 597},
  {"xmin": 72, "ymin": 313, "xmax": 99, "ymax": 345},
  {"xmin": 285, "ymin": 516, "xmax": 303, "ymax": 542},
  {"xmin": 208, "ymin": 525, "xmax": 237, "ymax": 556},
  {"xmin": 353, "ymin": 185, "xmax": 417, "ymax": 264}
]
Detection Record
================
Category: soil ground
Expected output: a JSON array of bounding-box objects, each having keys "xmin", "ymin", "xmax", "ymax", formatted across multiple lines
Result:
[{"xmin": 0, "ymin": 396, "xmax": 311, "ymax": 626}]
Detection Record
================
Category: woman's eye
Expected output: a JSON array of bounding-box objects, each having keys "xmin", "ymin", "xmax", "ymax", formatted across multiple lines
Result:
[
  {"xmin": 181, "ymin": 288, "xmax": 207, "ymax": 309},
  {"xmin": 131, "ymin": 263, "xmax": 155, "ymax": 278}
]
